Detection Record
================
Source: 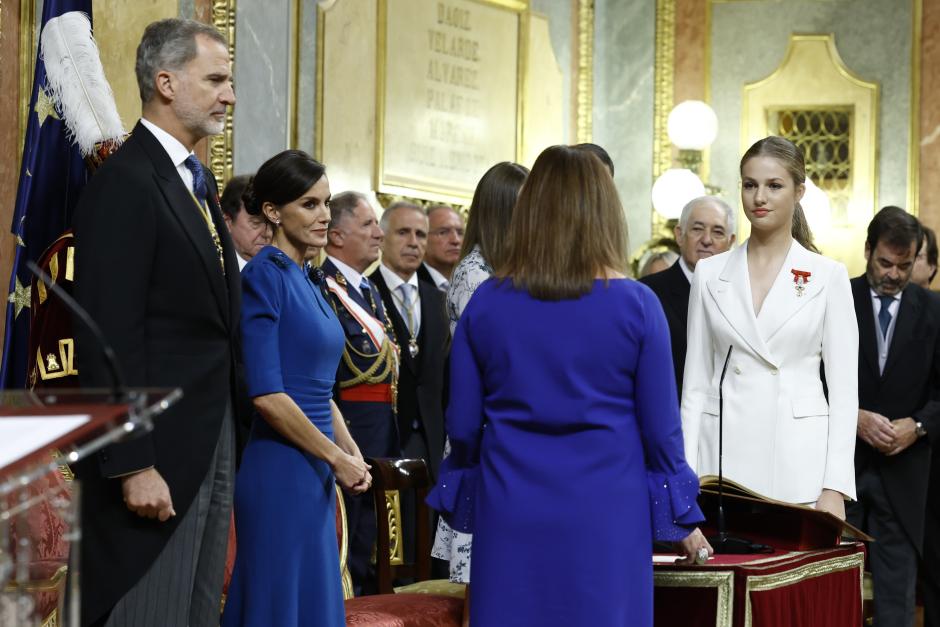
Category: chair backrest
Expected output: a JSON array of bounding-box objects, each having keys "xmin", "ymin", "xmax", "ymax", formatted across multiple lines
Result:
[
  {"xmin": 367, "ymin": 457, "xmax": 433, "ymax": 594},
  {"xmin": 335, "ymin": 486, "xmax": 354, "ymax": 600}
]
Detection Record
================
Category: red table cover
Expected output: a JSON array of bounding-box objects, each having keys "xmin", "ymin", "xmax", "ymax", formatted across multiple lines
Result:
[{"xmin": 653, "ymin": 543, "xmax": 865, "ymax": 627}]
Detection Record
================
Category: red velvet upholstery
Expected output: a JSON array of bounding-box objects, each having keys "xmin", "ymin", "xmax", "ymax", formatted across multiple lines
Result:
[
  {"xmin": 345, "ymin": 593, "xmax": 463, "ymax": 626},
  {"xmin": 4, "ymin": 464, "xmax": 70, "ymax": 623}
]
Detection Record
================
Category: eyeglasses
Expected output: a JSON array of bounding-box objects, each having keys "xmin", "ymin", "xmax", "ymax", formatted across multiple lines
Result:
[{"xmin": 429, "ymin": 227, "xmax": 465, "ymax": 238}]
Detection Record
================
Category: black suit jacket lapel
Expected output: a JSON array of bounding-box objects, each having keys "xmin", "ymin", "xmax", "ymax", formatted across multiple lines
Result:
[
  {"xmin": 852, "ymin": 276, "xmax": 880, "ymax": 380},
  {"xmin": 372, "ymin": 270, "xmax": 417, "ymax": 375},
  {"xmin": 417, "ymin": 280, "xmax": 443, "ymax": 356},
  {"xmin": 883, "ymin": 285, "xmax": 921, "ymax": 378},
  {"xmin": 135, "ymin": 122, "xmax": 230, "ymax": 325},
  {"xmin": 206, "ymin": 170, "xmax": 240, "ymax": 327},
  {"xmin": 665, "ymin": 262, "xmax": 690, "ymax": 325}
]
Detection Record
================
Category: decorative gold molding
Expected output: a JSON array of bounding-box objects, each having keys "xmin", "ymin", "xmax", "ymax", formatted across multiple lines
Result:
[
  {"xmin": 289, "ymin": 0, "xmax": 302, "ymax": 149},
  {"xmin": 654, "ymin": 569, "xmax": 734, "ymax": 627},
  {"xmin": 18, "ymin": 0, "xmax": 36, "ymax": 157},
  {"xmin": 384, "ymin": 489, "xmax": 403, "ymax": 566},
  {"xmin": 742, "ymin": 552, "xmax": 864, "ymax": 627},
  {"xmin": 208, "ymin": 0, "xmax": 236, "ymax": 187},
  {"xmin": 653, "ymin": 0, "xmax": 676, "ymax": 179},
  {"xmin": 575, "ymin": 0, "xmax": 593, "ymax": 143},
  {"xmin": 909, "ymin": 0, "xmax": 921, "ymax": 215},
  {"xmin": 335, "ymin": 485, "xmax": 354, "ymax": 600},
  {"xmin": 315, "ymin": 1, "xmax": 325, "ymax": 161},
  {"xmin": 515, "ymin": 5, "xmax": 529, "ymax": 163}
]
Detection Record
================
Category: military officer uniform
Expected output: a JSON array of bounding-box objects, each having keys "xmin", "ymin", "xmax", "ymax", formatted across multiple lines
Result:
[{"xmin": 319, "ymin": 256, "xmax": 399, "ymax": 594}]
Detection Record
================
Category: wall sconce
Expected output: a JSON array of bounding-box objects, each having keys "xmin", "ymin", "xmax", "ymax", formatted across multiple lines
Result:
[
  {"xmin": 667, "ymin": 100, "xmax": 718, "ymax": 175},
  {"xmin": 651, "ymin": 168, "xmax": 706, "ymax": 220},
  {"xmin": 651, "ymin": 100, "xmax": 720, "ymax": 221},
  {"xmin": 635, "ymin": 100, "xmax": 720, "ymax": 276}
]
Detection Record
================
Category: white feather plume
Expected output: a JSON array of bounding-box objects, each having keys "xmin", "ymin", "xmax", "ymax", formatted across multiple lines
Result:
[{"xmin": 41, "ymin": 11, "xmax": 125, "ymax": 156}]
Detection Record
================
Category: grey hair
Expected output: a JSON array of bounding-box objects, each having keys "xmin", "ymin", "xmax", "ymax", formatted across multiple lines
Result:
[
  {"xmin": 426, "ymin": 203, "xmax": 455, "ymax": 218},
  {"xmin": 379, "ymin": 201, "xmax": 425, "ymax": 232},
  {"xmin": 678, "ymin": 195, "xmax": 736, "ymax": 234},
  {"xmin": 136, "ymin": 18, "xmax": 227, "ymax": 103},
  {"xmin": 329, "ymin": 191, "xmax": 370, "ymax": 230}
]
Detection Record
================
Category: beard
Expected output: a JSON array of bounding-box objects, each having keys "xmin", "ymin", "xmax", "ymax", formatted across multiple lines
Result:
[
  {"xmin": 866, "ymin": 262, "xmax": 907, "ymax": 295},
  {"xmin": 172, "ymin": 94, "xmax": 225, "ymax": 139}
]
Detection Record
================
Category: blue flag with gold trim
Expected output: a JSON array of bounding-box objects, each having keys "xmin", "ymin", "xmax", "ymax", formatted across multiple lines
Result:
[{"xmin": 0, "ymin": 0, "xmax": 92, "ymax": 388}]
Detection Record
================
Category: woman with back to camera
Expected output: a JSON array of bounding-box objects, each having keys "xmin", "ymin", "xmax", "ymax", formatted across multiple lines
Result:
[
  {"xmin": 222, "ymin": 150, "xmax": 371, "ymax": 627},
  {"xmin": 681, "ymin": 136, "xmax": 858, "ymax": 517},
  {"xmin": 427, "ymin": 145, "xmax": 710, "ymax": 626},
  {"xmin": 430, "ymin": 161, "xmax": 528, "ymax": 623}
]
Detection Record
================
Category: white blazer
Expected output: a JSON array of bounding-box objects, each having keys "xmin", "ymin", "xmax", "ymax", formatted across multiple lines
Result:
[{"xmin": 681, "ymin": 240, "xmax": 858, "ymax": 503}]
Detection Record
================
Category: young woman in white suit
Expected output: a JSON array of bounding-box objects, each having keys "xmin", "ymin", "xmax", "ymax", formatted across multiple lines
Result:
[{"xmin": 681, "ymin": 136, "xmax": 858, "ymax": 519}]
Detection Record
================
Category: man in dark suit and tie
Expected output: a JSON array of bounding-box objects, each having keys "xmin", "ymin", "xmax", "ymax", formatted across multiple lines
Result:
[
  {"xmin": 320, "ymin": 190, "xmax": 399, "ymax": 593},
  {"xmin": 72, "ymin": 18, "xmax": 239, "ymax": 627},
  {"xmin": 370, "ymin": 202, "xmax": 448, "ymax": 480},
  {"xmin": 640, "ymin": 196, "xmax": 735, "ymax": 396},
  {"xmin": 848, "ymin": 206, "xmax": 940, "ymax": 627}
]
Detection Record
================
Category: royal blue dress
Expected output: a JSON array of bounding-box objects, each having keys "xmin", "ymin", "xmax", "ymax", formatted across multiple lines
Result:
[
  {"xmin": 222, "ymin": 246, "xmax": 346, "ymax": 627},
  {"xmin": 427, "ymin": 278, "xmax": 704, "ymax": 627}
]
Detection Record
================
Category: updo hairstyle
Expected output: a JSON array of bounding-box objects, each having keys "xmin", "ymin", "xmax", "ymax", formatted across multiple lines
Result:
[{"xmin": 242, "ymin": 150, "xmax": 326, "ymax": 225}]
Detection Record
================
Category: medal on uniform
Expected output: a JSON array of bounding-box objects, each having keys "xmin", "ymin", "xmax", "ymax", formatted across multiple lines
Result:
[
  {"xmin": 408, "ymin": 338, "xmax": 419, "ymax": 358},
  {"xmin": 791, "ymin": 268, "xmax": 811, "ymax": 297}
]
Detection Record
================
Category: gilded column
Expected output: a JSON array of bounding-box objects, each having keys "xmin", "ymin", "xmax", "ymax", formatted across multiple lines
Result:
[
  {"xmin": 208, "ymin": 0, "xmax": 236, "ymax": 187},
  {"xmin": 575, "ymin": 0, "xmax": 593, "ymax": 144}
]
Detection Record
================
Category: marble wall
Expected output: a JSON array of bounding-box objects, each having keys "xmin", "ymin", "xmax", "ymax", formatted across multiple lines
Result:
[
  {"xmin": 593, "ymin": 0, "xmax": 656, "ymax": 249},
  {"xmin": 232, "ymin": 0, "xmax": 293, "ymax": 175},
  {"xmin": 709, "ymin": 0, "xmax": 913, "ymax": 219}
]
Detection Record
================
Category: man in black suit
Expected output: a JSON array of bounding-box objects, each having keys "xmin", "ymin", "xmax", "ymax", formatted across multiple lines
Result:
[
  {"xmin": 370, "ymin": 202, "xmax": 448, "ymax": 479},
  {"xmin": 640, "ymin": 196, "xmax": 735, "ymax": 396},
  {"xmin": 847, "ymin": 206, "xmax": 940, "ymax": 627},
  {"xmin": 417, "ymin": 203, "xmax": 464, "ymax": 292},
  {"xmin": 72, "ymin": 18, "xmax": 238, "ymax": 627},
  {"xmin": 321, "ymin": 190, "xmax": 399, "ymax": 593}
]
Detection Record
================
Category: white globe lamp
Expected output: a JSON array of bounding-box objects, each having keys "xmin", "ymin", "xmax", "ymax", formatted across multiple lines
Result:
[
  {"xmin": 651, "ymin": 168, "xmax": 707, "ymax": 220},
  {"xmin": 667, "ymin": 100, "xmax": 719, "ymax": 151}
]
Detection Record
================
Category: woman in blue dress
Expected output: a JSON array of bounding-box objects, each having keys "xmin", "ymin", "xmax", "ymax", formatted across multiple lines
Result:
[
  {"xmin": 427, "ymin": 145, "xmax": 712, "ymax": 626},
  {"xmin": 222, "ymin": 150, "xmax": 371, "ymax": 627}
]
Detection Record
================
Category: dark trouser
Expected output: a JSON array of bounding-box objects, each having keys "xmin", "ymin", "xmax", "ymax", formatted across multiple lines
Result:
[
  {"xmin": 103, "ymin": 407, "xmax": 234, "ymax": 627},
  {"xmin": 847, "ymin": 467, "xmax": 918, "ymax": 627},
  {"xmin": 343, "ymin": 402, "xmax": 397, "ymax": 595},
  {"xmin": 924, "ymin": 455, "xmax": 940, "ymax": 627}
]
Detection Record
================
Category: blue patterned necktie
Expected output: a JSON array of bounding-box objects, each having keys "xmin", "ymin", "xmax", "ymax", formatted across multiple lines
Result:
[
  {"xmin": 182, "ymin": 154, "xmax": 225, "ymax": 272},
  {"xmin": 877, "ymin": 294, "xmax": 894, "ymax": 339},
  {"xmin": 359, "ymin": 277, "xmax": 377, "ymax": 313},
  {"xmin": 184, "ymin": 154, "xmax": 208, "ymax": 208}
]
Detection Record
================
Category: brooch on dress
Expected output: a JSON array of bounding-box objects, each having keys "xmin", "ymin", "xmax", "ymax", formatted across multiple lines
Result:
[
  {"xmin": 270, "ymin": 252, "xmax": 290, "ymax": 269},
  {"xmin": 791, "ymin": 268, "xmax": 811, "ymax": 297}
]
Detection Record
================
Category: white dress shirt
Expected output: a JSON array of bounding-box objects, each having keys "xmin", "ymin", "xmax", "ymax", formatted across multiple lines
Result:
[
  {"xmin": 237, "ymin": 253, "xmax": 249, "ymax": 272},
  {"xmin": 139, "ymin": 118, "xmax": 197, "ymax": 193},
  {"xmin": 328, "ymin": 256, "xmax": 368, "ymax": 293},
  {"xmin": 870, "ymin": 289, "xmax": 902, "ymax": 374},
  {"xmin": 423, "ymin": 262, "xmax": 450, "ymax": 291},
  {"xmin": 379, "ymin": 264, "xmax": 422, "ymax": 336},
  {"xmin": 678, "ymin": 256, "xmax": 694, "ymax": 284}
]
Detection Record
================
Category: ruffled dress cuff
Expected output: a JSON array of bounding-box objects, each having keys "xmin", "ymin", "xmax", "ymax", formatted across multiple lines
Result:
[
  {"xmin": 426, "ymin": 466, "xmax": 478, "ymax": 534},
  {"xmin": 648, "ymin": 466, "xmax": 705, "ymax": 542}
]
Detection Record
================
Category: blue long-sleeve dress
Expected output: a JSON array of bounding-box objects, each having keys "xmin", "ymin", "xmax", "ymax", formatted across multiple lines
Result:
[
  {"xmin": 427, "ymin": 278, "xmax": 703, "ymax": 627},
  {"xmin": 222, "ymin": 246, "xmax": 346, "ymax": 626}
]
